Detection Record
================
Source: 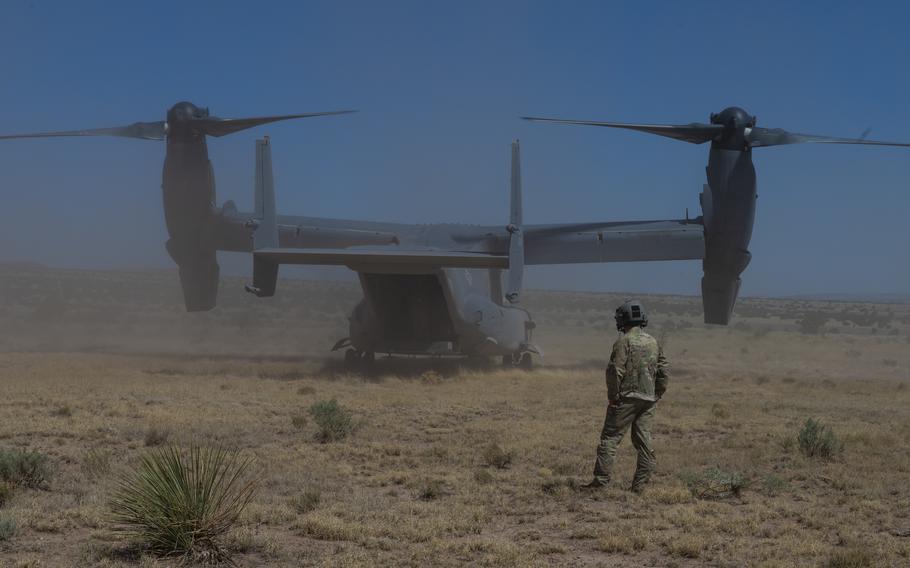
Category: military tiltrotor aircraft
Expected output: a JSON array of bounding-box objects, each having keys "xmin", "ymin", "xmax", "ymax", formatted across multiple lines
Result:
[{"xmin": 3, "ymin": 103, "xmax": 908, "ymax": 369}]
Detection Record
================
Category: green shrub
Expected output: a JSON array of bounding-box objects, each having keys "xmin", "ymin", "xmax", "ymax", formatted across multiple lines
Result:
[
  {"xmin": 109, "ymin": 445, "xmax": 258, "ymax": 562},
  {"xmin": 0, "ymin": 449, "xmax": 51, "ymax": 489},
  {"xmin": 763, "ymin": 474, "xmax": 786, "ymax": 496},
  {"xmin": 0, "ymin": 517, "xmax": 16, "ymax": 542},
  {"xmin": 824, "ymin": 548, "xmax": 874, "ymax": 568},
  {"xmin": 309, "ymin": 399, "xmax": 354, "ymax": 443},
  {"xmin": 481, "ymin": 443, "xmax": 514, "ymax": 469},
  {"xmin": 290, "ymin": 413, "xmax": 307, "ymax": 430},
  {"xmin": 682, "ymin": 467, "xmax": 747, "ymax": 499},
  {"xmin": 0, "ymin": 483, "xmax": 12, "ymax": 506},
  {"xmin": 290, "ymin": 489, "xmax": 321, "ymax": 514},
  {"xmin": 82, "ymin": 448, "xmax": 113, "ymax": 481},
  {"xmin": 798, "ymin": 418, "xmax": 843, "ymax": 460},
  {"xmin": 779, "ymin": 435, "xmax": 796, "ymax": 452},
  {"xmin": 473, "ymin": 469, "xmax": 494, "ymax": 485},
  {"xmin": 50, "ymin": 404, "xmax": 73, "ymax": 417},
  {"xmin": 417, "ymin": 479, "xmax": 447, "ymax": 501}
]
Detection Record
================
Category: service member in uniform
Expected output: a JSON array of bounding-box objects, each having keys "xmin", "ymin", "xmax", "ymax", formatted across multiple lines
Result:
[{"xmin": 584, "ymin": 300, "xmax": 669, "ymax": 493}]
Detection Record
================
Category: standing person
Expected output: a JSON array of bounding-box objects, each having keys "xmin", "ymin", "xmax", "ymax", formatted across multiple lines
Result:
[{"xmin": 583, "ymin": 300, "xmax": 669, "ymax": 493}]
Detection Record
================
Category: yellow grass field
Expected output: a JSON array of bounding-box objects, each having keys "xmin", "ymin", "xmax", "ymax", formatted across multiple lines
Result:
[{"xmin": 1, "ymin": 265, "xmax": 909, "ymax": 567}]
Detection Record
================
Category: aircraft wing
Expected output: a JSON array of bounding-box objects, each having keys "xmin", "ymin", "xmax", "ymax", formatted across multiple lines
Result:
[
  {"xmin": 210, "ymin": 207, "xmax": 403, "ymax": 252},
  {"xmin": 522, "ymin": 219, "xmax": 704, "ymax": 264},
  {"xmin": 254, "ymin": 247, "xmax": 508, "ymax": 269}
]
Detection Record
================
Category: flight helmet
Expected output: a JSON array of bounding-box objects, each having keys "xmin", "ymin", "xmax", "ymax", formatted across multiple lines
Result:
[{"xmin": 615, "ymin": 300, "xmax": 648, "ymax": 331}]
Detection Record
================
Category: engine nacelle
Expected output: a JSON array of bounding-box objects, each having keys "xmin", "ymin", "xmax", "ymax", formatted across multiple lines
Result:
[
  {"xmin": 162, "ymin": 135, "xmax": 220, "ymax": 312},
  {"xmin": 699, "ymin": 147, "xmax": 757, "ymax": 324}
]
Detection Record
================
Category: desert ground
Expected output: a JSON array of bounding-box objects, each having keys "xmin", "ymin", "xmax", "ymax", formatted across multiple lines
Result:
[{"xmin": 1, "ymin": 263, "xmax": 909, "ymax": 567}]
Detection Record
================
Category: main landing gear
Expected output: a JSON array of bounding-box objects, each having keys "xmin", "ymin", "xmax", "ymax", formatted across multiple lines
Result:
[
  {"xmin": 502, "ymin": 352, "xmax": 533, "ymax": 370},
  {"xmin": 344, "ymin": 349, "xmax": 375, "ymax": 372}
]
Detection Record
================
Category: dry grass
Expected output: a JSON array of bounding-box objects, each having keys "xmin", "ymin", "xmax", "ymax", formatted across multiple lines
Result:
[{"xmin": 0, "ymin": 267, "xmax": 909, "ymax": 566}]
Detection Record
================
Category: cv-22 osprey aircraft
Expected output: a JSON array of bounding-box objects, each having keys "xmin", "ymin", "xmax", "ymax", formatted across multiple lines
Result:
[{"xmin": 3, "ymin": 102, "xmax": 908, "ymax": 368}]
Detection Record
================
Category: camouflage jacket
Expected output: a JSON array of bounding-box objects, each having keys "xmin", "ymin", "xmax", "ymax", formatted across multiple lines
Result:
[{"xmin": 606, "ymin": 327, "xmax": 669, "ymax": 402}]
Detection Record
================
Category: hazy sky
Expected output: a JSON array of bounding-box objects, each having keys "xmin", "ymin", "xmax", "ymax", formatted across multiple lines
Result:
[{"xmin": 1, "ymin": 1, "xmax": 908, "ymax": 297}]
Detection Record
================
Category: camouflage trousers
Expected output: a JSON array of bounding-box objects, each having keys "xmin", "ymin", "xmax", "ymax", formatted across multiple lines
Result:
[{"xmin": 593, "ymin": 397, "xmax": 657, "ymax": 491}]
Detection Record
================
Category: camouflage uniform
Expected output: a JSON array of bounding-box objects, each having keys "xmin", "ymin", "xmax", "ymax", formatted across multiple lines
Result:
[{"xmin": 592, "ymin": 326, "xmax": 669, "ymax": 491}]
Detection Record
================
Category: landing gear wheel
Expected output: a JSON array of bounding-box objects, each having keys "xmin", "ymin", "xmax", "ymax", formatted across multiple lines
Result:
[
  {"xmin": 344, "ymin": 349, "xmax": 376, "ymax": 373},
  {"xmin": 360, "ymin": 351, "xmax": 376, "ymax": 374},
  {"xmin": 344, "ymin": 348, "xmax": 361, "ymax": 371},
  {"xmin": 518, "ymin": 353, "xmax": 533, "ymax": 370}
]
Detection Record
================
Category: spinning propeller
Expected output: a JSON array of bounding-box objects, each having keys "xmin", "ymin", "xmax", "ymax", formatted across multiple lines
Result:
[
  {"xmin": 0, "ymin": 101, "xmax": 355, "ymax": 142},
  {"xmin": 522, "ymin": 106, "xmax": 910, "ymax": 150}
]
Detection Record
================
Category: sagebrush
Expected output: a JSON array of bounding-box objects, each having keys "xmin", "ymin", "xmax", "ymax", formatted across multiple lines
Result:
[
  {"xmin": 290, "ymin": 489, "xmax": 321, "ymax": 514},
  {"xmin": 309, "ymin": 399, "xmax": 355, "ymax": 442},
  {"xmin": 481, "ymin": 443, "xmax": 514, "ymax": 469},
  {"xmin": 0, "ymin": 449, "xmax": 51, "ymax": 489},
  {"xmin": 798, "ymin": 418, "xmax": 843, "ymax": 459},
  {"xmin": 0, "ymin": 517, "xmax": 15, "ymax": 542}
]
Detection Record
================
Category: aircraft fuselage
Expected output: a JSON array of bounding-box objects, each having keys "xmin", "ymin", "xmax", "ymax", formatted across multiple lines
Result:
[{"xmin": 348, "ymin": 266, "xmax": 534, "ymax": 358}]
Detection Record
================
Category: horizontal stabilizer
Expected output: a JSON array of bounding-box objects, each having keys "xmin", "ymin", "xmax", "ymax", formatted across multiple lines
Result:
[
  {"xmin": 254, "ymin": 248, "xmax": 508, "ymax": 269},
  {"xmin": 524, "ymin": 220, "xmax": 704, "ymax": 265}
]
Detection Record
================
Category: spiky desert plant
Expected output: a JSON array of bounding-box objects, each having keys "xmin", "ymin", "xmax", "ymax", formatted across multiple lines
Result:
[{"xmin": 109, "ymin": 445, "xmax": 257, "ymax": 562}]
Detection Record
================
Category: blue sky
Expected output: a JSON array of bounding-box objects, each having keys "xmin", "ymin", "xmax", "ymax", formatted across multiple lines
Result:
[{"xmin": 1, "ymin": 1, "xmax": 908, "ymax": 297}]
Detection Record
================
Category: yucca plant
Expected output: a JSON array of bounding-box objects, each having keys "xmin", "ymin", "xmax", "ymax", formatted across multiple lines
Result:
[{"xmin": 109, "ymin": 445, "xmax": 258, "ymax": 562}]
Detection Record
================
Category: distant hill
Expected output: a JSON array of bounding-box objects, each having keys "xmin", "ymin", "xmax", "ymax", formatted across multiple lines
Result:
[{"xmin": 784, "ymin": 293, "xmax": 910, "ymax": 305}]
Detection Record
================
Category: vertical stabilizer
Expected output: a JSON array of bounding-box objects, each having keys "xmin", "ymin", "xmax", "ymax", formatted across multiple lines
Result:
[
  {"xmin": 246, "ymin": 137, "xmax": 279, "ymax": 297},
  {"xmin": 506, "ymin": 140, "xmax": 524, "ymax": 303},
  {"xmin": 254, "ymin": 137, "xmax": 278, "ymax": 249},
  {"xmin": 510, "ymin": 139, "xmax": 522, "ymax": 226}
]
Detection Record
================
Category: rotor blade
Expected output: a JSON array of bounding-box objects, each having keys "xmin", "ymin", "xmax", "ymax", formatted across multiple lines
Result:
[
  {"xmin": 521, "ymin": 116, "xmax": 724, "ymax": 144},
  {"xmin": 199, "ymin": 110, "xmax": 357, "ymax": 137},
  {"xmin": 747, "ymin": 127, "xmax": 910, "ymax": 148},
  {"xmin": 0, "ymin": 121, "xmax": 166, "ymax": 141}
]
